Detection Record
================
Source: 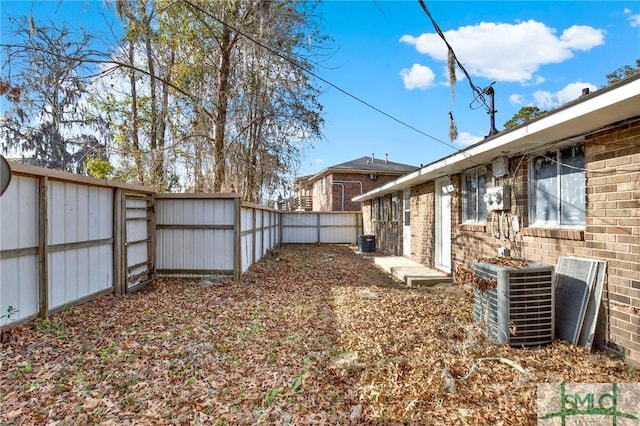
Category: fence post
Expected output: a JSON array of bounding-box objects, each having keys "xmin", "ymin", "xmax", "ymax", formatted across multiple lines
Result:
[
  {"xmin": 148, "ymin": 193, "xmax": 156, "ymax": 283},
  {"xmin": 113, "ymin": 188, "xmax": 124, "ymax": 296},
  {"xmin": 316, "ymin": 213, "xmax": 321, "ymax": 243},
  {"xmin": 38, "ymin": 176, "xmax": 48, "ymax": 319},
  {"xmin": 233, "ymin": 196, "xmax": 242, "ymax": 282}
]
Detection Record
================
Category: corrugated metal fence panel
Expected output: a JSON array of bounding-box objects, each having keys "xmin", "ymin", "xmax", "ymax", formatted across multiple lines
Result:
[
  {"xmin": 240, "ymin": 206, "xmax": 254, "ymax": 273},
  {"xmin": 47, "ymin": 181, "xmax": 113, "ymax": 310},
  {"xmin": 281, "ymin": 212, "xmax": 319, "ymax": 243},
  {"xmin": 0, "ymin": 175, "xmax": 40, "ymax": 322},
  {"xmin": 271, "ymin": 211, "xmax": 281, "ymax": 248},
  {"xmin": 156, "ymin": 198, "xmax": 235, "ymax": 274},
  {"xmin": 254, "ymin": 210, "xmax": 263, "ymax": 266},
  {"xmin": 320, "ymin": 213, "xmax": 359, "ymax": 244},
  {"xmin": 281, "ymin": 212, "xmax": 361, "ymax": 244}
]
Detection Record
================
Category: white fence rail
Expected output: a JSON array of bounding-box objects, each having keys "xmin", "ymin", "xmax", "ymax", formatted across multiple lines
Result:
[{"xmin": 1, "ymin": 162, "xmax": 363, "ymax": 327}]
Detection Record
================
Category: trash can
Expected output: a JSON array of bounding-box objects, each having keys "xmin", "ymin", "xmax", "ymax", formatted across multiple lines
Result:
[{"xmin": 357, "ymin": 235, "xmax": 376, "ymax": 253}]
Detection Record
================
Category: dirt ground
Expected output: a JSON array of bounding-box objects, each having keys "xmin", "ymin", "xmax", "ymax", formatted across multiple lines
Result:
[{"xmin": 1, "ymin": 244, "xmax": 637, "ymax": 425}]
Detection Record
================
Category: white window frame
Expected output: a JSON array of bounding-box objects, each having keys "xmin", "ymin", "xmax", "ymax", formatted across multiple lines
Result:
[
  {"xmin": 528, "ymin": 144, "xmax": 586, "ymax": 228},
  {"xmin": 321, "ymin": 177, "xmax": 326, "ymax": 195},
  {"xmin": 462, "ymin": 168, "xmax": 487, "ymax": 223}
]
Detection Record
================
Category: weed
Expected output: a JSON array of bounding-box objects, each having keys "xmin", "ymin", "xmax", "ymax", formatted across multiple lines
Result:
[
  {"xmin": 34, "ymin": 318, "xmax": 67, "ymax": 339},
  {"xmin": 291, "ymin": 374, "xmax": 304, "ymax": 393},
  {"xmin": 1, "ymin": 305, "xmax": 19, "ymax": 323},
  {"xmin": 1, "ymin": 305, "xmax": 20, "ymax": 343},
  {"xmin": 263, "ymin": 388, "xmax": 280, "ymax": 407}
]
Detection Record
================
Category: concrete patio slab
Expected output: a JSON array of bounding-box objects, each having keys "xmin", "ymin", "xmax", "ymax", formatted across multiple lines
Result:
[{"xmin": 372, "ymin": 256, "xmax": 453, "ymax": 287}]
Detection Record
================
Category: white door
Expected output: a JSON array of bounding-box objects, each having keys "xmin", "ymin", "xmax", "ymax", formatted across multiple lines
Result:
[
  {"xmin": 403, "ymin": 190, "xmax": 411, "ymax": 256},
  {"xmin": 435, "ymin": 178, "xmax": 452, "ymax": 273}
]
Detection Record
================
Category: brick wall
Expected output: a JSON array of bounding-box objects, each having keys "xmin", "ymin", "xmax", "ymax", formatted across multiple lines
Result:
[
  {"xmin": 310, "ymin": 172, "xmax": 406, "ymax": 212},
  {"xmin": 584, "ymin": 119, "xmax": 640, "ymax": 366}
]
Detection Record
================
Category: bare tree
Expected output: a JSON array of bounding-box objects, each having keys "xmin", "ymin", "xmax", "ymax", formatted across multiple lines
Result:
[{"xmin": 1, "ymin": 17, "xmax": 108, "ymax": 173}]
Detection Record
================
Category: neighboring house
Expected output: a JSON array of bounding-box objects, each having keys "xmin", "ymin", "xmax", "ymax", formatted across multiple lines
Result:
[
  {"xmin": 354, "ymin": 73, "xmax": 640, "ymax": 367},
  {"xmin": 288, "ymin": 155, "xmax": 418, "ymax": 211}
]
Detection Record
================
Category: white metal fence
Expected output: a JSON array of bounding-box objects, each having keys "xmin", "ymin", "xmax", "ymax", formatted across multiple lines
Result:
[
  {"xmin": 0, "ymin": 165, "xmax": 155, "ymax": 324},
  {"xmin": 281, "ymin": 211, "xmax": 362, "ymax": 244},
  {"xmin": 0, "ymin": 162, "xmax": 363, "ymax": 326}
]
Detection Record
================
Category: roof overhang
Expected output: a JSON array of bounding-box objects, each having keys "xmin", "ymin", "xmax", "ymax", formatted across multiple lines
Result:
[
  {"xmin": 307, "ymin": 167, "xmax": 413, "ymax": 182},
  {"xmin": 353, "ymin": 74, "xmax": 640, "ymax": 202}
]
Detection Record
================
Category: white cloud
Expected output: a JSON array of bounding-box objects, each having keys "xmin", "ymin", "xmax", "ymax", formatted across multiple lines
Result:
[
  {"xmin": 509, "ymin": 93, "xmax": 525, "ymax": 106},
  {"xmin": 454, "ymin": 131, "xmax": 484, "ymax": 147},
  {"xmin": 400, "ymin": 20, "xmax": 605, "ymax": 83},
  {"xmin": 625, "ymin": 8, "xmax": 640, "ymax": 27},
  {"xmin": 313, "ymin": 158, "xmax": 324, "ymax": 164},
  {"xmin": 532, "ymin": 81, "xmax": 598, "ymax": 109},
  {"xmin": 399, "ymin": 63, "xmax": 436, "ymax": 90}
]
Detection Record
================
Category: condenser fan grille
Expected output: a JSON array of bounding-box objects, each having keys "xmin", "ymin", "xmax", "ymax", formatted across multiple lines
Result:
[{"xmin": 473, "ymin": 261, "xmax": 554, "ymax": 347}]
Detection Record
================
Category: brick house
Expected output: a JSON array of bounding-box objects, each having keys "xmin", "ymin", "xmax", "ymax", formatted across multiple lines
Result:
[
  {"xmin": 288, "ymin": 155, "xmax": 417, "ymax": 211},
  {"xmin": 354, "ymin": 73, "xmax": 640, "ymax": 367}
]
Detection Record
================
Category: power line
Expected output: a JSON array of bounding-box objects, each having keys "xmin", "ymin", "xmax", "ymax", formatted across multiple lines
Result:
[
  {"xmin": 182, "ymin": 0, "xmax": 463, "ymax": 153},
  {"xmin": 417, "ymin": 0, "xmax": 490, "ymax": 112}
]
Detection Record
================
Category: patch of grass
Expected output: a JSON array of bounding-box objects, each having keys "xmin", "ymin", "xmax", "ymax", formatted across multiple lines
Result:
[
  {"xmin": 34, "ymin": 318, "xmax": 67, "ymax": 339},
  {"xmin": 291, "ymin": 373, "xmax": 304, "ymax": 393},
  {"xmin": 18, "ymin": 363, "xmax": 33, "ymax": 374},
  {"xmin": 263, "ymin": 388, "xmax": 280, "ymax": 407}
]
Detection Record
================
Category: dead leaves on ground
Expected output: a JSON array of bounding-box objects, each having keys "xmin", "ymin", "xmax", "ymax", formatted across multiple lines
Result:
[{"xmin": 0, "ymin": 244, "xmax": 637, "ymax": 425}]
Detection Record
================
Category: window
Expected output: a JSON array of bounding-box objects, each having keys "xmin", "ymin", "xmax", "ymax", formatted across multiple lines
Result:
[
  {"xmin": 403, "ymin": 191, "xmax": 411, "ymax": 226},
  {"xmin": 372, "ymin": 199, "xmax": 379, "ymax": 220},
  {"xmin": 530, "ymin": 144, "xmax": 585, "ymax": 227},
  {"xmin": 391, "ymin": 192, "xmax": 399, "ymax": 221},
  {"xmin": 462, "ymin": 168, "xmax": 487, "ymax": 223},
  {"xmin": 321, "ymin": 177, "xmax": 326, "ymax": 195},
  {"xmin": 379, "ymin": 197, "xmax": 388, "ymax": 221}
]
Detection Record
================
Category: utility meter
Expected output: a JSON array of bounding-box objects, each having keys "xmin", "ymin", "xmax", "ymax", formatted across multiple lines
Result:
[{"xmin": 484, "ymin": 186, "xmax": 510, "ymax": 211}]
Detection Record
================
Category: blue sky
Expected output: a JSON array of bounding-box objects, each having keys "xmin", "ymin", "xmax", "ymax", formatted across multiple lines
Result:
[
  {"xmin": 2, "ymin": 1, "xmax": 639, "ymax": 179},
  {"xmin": 308, "ymin": 1, "xmax": 640, "ymax": 176}
]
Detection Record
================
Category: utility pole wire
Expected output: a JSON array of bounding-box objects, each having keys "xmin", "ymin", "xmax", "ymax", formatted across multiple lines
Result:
[{"xmin": 417, "ymin": 0, "xmax": 489, "ymax": 111}]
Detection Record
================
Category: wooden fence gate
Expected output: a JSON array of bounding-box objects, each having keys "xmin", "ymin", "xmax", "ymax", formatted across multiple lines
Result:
[{"xmin": 122, "ymin": 192, "xmax": 155, "ymax": 293}]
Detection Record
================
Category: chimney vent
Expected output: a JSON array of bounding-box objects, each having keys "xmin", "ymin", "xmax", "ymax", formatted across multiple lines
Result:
[
  {"xmin": 581, "ymin": 88, "xmax": 590, "ymax": 96},
  {"xmin": 385, "ymin": 153, "xmax": 388, "ymax": 163}
]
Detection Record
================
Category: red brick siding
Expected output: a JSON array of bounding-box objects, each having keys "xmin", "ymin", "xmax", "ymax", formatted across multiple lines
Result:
[{"xmin": 584, "ymin": 119, "xmax": 640, "ymax": 366}]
